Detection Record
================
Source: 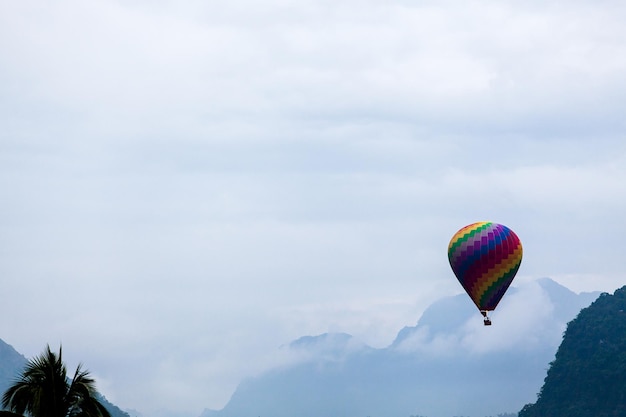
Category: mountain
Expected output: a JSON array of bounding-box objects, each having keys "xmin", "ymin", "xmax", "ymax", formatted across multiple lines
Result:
[
  {"xmin": 203, "ymin": 278, "xmax": 600, "ymax": 417},
  {"xmin": 0, "ymin": 340, "xmax": 130, "ymax": 417},
  {"xmin": 519, "ymin": 285, "xmax": 626, "ymax": 417},
  {"xmin": 0, "ymin": 340, "xmax": 27, "ymax": 399}
]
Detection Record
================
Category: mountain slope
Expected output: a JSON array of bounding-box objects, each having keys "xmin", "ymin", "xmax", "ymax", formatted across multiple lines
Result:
[
  {"xmin": 204, "ymin": 278, "xmax": 600, "ymax": 417},
  {"xmin": 519, "ymin": 285, "xmax": 626, "ymax": 417},
  {"xmin": 0, "ymin": 340, "xmax": 27, "ymax": 398}
]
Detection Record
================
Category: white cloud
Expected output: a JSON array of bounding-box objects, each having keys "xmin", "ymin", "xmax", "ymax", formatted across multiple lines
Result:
[
  {"xmin": 393, "ymin": 280, "xmax": 570, "ymax": 356},
  {"xmin": 460, "ymin": 281, "xmax": 563, "ymax": 353}
]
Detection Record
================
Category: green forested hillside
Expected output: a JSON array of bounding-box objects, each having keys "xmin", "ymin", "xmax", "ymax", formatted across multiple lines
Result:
[{"xmin": 519, "ymin": 286, "xmax": 626, "ymax": 417}]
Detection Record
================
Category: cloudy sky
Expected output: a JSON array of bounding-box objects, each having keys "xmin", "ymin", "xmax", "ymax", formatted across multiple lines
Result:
[{"xmin": 1, "ymin": 0, "xmax": 625, "ymax": 415}]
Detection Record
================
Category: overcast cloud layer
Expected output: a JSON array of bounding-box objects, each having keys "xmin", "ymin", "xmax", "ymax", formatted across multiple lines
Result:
[{"xmin": 1, "ymin": 1, "xmax": 625, "ymax": 416}]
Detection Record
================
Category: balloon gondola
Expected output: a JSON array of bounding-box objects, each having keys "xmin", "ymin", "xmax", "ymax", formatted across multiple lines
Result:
[{"xmin": 448, "ymin": 222, "xmax": 523, "ymax": 326}]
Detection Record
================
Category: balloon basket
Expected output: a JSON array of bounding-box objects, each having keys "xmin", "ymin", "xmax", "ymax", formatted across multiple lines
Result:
[{"xmin": 481, "ymin": 310, "xmax": 492, "ymax": 326}]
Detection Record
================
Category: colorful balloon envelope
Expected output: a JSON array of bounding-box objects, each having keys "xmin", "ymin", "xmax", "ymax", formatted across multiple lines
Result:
[{"xmin": 448, "ymin": 222, "xmax": 523, "ymax": 325}]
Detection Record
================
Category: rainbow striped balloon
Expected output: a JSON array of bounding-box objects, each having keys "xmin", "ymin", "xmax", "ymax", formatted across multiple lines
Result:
[{"xmin": 448, "ymin": 222, "xmax": 523, "ymax": 312}]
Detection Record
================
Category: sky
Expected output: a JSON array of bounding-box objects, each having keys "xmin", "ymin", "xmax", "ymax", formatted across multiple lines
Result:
[{"xmin": 1, "ymin": 0, "xmax": 625, "ymax": 416}]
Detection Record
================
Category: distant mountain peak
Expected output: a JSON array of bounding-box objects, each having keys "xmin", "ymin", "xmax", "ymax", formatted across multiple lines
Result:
[
  {"xmin": 289, "ymin": 332, "xmax": 354, "ymax": 349},
  {"xmin": 285, "ymin": 332, "xmax": 371, "ymax": 363}
]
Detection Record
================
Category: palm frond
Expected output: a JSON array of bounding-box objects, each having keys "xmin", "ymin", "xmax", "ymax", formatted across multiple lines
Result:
[{"xmin": 1, "ymin": 345, "xmax": 111, "ymax": 417}]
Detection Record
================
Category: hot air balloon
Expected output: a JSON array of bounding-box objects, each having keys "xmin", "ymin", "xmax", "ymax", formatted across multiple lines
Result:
[{"xmin": 448, "ymin": 221, "xmax": 523, "ymax": 326}]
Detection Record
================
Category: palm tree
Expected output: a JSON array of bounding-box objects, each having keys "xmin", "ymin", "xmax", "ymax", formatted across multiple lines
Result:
[{"xmin": 1, "ymin": 345, "xmax": 111, "ymax": 417}]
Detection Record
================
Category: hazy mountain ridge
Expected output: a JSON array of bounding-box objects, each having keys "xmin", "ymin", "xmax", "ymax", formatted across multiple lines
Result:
[
  {"xmin": 203, "ymin": 278, "xmax": 601, "ymax": 417},
  {"xmin": 519, "ymin": 285, "xmax": 626, "ymax": 417},
  {"xmin": 0, "ymin": 279, "xmax": 605, "ymax": 417},
  {"xmin": 0, "ymin": 340, "xmax": 130, "ymax": 417}
]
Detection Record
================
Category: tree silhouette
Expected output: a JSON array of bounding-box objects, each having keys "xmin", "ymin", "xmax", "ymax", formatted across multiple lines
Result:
[{"xmin": 2, "ymin": 345, "xmax": 111, "ymax": 417}]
